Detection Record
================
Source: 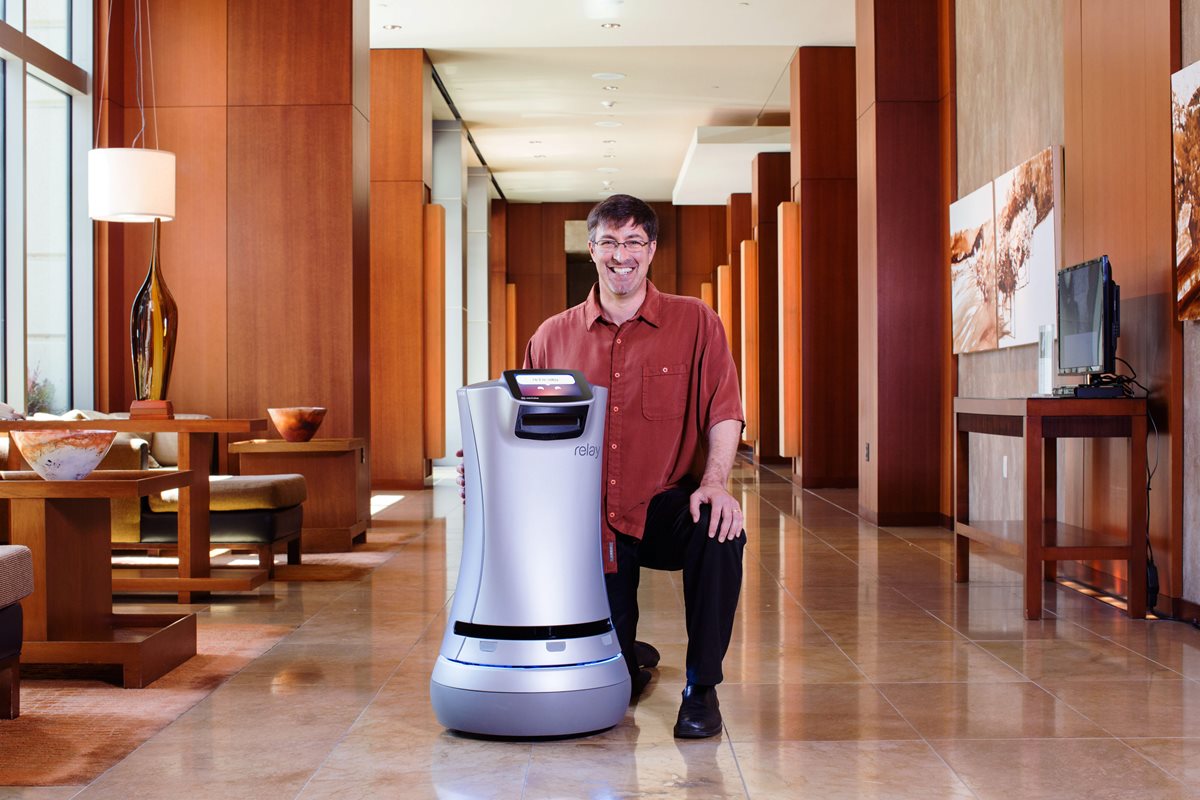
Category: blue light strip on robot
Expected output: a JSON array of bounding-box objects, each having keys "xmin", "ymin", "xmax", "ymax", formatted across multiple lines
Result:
[{"xmin": 447, "ymin": 654, "xmax": 624, "ymax": 671}]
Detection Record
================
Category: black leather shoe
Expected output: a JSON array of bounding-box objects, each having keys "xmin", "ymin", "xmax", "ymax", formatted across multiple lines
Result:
[
  {"xmin": 634, "ymin": 640, "xmax": 660, "ymax": 670},
  {"xmin": 631, "ymin": 668, "xmax": 652, "ymax": 698},
  {"xmin": 673, "ymin": 684, "xmax": 722, "ymax": 738}
]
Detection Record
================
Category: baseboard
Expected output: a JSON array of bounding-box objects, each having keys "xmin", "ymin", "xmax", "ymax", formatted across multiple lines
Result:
[{"xmin": 1171, "ymin": 596, "xmax": 1200, "ymax": 623}]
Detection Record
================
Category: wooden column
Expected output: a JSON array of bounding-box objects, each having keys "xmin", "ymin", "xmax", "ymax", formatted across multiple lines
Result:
[
  {"xmin": 856, "ymin": 0, "xmax": 945, "ymax": 525},
  {"xmin": 488, "ymin": 200, "xmax": 508, "ymax": 379},
  {"xmin": 789, "ymin": 46, "xmax": 859, "ymax": 488},
  {"xmin": 370, "ymin": 49, "xmax": 435, "ymax": 488},
  {"xmin": 726, "ymin": 193, "xmax": 751, "ymax": 400},
  {"xmin": 751, "ymin": 153, "xmax": 790, "ymax": 462}
]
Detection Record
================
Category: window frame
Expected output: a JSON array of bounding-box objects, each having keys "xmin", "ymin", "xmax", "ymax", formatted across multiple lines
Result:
[{"xmin": 0, "ymin": 1, "xmax": 92, "ymax": 413}]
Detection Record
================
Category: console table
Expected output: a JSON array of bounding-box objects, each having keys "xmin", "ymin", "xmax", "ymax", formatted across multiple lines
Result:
[
  {"xmin": 953, "ymin": 396, "xmax": 1147, "ymax": 620},
  {"xmin": 229, "ymin": 438, "xmax": 369, "ymax": 553},
  {"xmin": 0, "ymin": 470, "xmax": 197, "ymax": 687},
  {"xmin": 1, "ymin": 418, "xmax": 268, "ymax": 603}
]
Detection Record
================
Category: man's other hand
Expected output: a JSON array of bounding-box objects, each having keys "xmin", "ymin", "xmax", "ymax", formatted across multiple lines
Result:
[{"xmin": 689, "ymin": 484, "xmax": 743, "ymax": 542}]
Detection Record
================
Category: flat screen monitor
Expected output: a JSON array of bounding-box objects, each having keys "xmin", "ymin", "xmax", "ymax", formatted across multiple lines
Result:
[
  {"xmin": 1056, "ymin": 255, "xmax": 1120, "ymax": 376},
  {"xmin": 503, "ymin": 369, "xmax": 593, "ymax": 402}
]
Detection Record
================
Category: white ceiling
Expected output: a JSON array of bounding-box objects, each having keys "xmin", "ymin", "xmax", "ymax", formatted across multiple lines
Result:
[{"xmin": 370, "ymin": 1, "xmax": 855, "ymax": 203}]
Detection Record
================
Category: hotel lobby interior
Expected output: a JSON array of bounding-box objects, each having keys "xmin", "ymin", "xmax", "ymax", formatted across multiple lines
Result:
[{"xmin": 3, "ymin": 0, "xmax": 1200, "ymax": 797}]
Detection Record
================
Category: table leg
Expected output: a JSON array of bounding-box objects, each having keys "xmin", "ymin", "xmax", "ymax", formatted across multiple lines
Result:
[
  {"xmin": 1024, "ymin": 416, "xmax": 1044, "ymax": 620},
  {"xmin": 176, "ymin": 432, "xmax": 214, "ymax": 604},
  {"xmin": 1043, "ymin": 436, "xmax": 1058, "ymax": 582},
  {"xmin": 1127, "ymin": 413, "xmax": 1148, "ymax": 619},
  {"xmin": 954, "ymin": 426, "xmax": 970, "ymax": 583}
]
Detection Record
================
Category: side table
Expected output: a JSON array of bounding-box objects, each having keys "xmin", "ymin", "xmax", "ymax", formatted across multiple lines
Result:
[
  {"xmin": 953, "ymin": 396, "xmax": 1148, "ymax": 620},
  {"xmin": 229, "ymin": 438, "xmax": 369, "ymax": 553},
  {"xmin": 0, "ymin": 470, "xmax": 197, "ymax": 687}
]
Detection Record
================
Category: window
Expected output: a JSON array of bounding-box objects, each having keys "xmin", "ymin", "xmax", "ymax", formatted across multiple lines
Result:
[{"xmin": 1, "ymin": 1, "xmax": 92, "ymax": 413}]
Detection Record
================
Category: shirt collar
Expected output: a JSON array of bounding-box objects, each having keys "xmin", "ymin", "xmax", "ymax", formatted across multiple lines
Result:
[{"xmin": 583, "ymin": 280, "xmax": 663, "ymax": 331}]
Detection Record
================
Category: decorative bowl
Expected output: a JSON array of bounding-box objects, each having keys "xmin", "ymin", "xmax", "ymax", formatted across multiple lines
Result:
[
  {"xmin": 268, "ymin": 407, "xmax": 327, "ymax": 442},
  {"xmin": 10, "ymin": 429, "xmax": 118, "ymax": 480}
]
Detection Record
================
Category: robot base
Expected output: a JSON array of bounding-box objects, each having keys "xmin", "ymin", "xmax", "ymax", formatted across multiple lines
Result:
[{"xmin": 430, "ymin": 656, "xmax": 630, "ymax": 737}]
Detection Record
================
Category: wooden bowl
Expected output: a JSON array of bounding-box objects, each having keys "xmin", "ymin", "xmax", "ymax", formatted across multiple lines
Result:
[
  {"xmin": 267, "ymin": 407, "xmax": 327, "ymax": 442},
  {"xmin": 10, "ymin": 429, "xmax": 117, "ymax": 480}
]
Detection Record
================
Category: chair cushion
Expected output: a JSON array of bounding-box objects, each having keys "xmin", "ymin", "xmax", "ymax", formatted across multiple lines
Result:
[
  {"xmin": 140, "ymin": 504, "xmax": 303, "ymax": 545},
  {"xmin": 147, "ymin": 474, "xmax": 307, "ymax": 512},
  {"xmin": 0, "ymin": 546, "xmax": 34, "ymax": 609}
]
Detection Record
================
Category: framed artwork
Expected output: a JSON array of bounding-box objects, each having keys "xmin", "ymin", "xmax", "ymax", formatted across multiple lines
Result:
[
  {"xmin": 949, "ymin": 146, "xmax": 1060, "ymax": 353},
  {"xmin": 1172, "ymin": 59, "xmax": 1200, "ymax": 320},
  {"xmin": 994, "ymin": 147, "xmax": 1060, "ymax": 347},
  {"xmin": 950, "ymin": 182, "xmax": 997, "ymax": 353}
]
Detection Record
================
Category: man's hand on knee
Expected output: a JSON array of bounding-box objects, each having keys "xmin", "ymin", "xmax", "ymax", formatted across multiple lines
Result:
[{"xmin": 689, "ymin": 484, "xmax": 743, "ymax": 542}]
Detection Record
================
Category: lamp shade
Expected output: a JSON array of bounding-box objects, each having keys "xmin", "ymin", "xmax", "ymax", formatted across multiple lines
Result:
[{"xmin": 88, "ymin": 148, "xmax": 176, "ymax": 222}]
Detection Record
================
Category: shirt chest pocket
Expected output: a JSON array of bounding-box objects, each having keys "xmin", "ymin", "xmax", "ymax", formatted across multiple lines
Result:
[{"xmin": 642, "ymin": 363, "xmax": 689, "ymax": 420}]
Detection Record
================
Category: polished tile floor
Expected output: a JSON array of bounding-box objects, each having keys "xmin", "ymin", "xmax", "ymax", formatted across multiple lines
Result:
[{"xmin": 7, "ymin": 459, "xmax": 1200, "ymax": 798}]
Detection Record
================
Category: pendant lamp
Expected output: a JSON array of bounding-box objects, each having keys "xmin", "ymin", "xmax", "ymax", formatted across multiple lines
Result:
[{"xmin": 88, "ymin": 0, "xmax": 178, "ymax": 418}]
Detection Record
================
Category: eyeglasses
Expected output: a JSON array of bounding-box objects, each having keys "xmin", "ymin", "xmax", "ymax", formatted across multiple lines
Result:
[{"xmin": 591, "ymin": 238, "xmax": 649, "ymax": 255}]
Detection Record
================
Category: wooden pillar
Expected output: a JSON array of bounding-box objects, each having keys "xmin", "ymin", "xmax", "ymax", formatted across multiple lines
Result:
[
  {"xmin": 488, "ymin": 200, "xmax": 508, "ymax": 379},
  {"xmin": 856, "ymin": 0, "xmax": 945, "ymax": 525},
  {"xmin": 751, "ymin": 153, "xmax": 790, "ymax": 462},
  {"xmin": 788, "ymin": 46, "xmax": 859, "ymax": 488},
  {"xmin": 370, "ymin": 49, "xmax": 435, "ymax": 488},
  {"xmin": 726, "ymin": 193, "xmax": 751, "ymax": 400}
]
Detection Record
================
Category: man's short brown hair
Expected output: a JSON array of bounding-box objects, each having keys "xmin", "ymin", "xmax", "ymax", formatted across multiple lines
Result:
[{"xmin": 587, "ymin": 194, "xmax": 658, "ymax": 243}]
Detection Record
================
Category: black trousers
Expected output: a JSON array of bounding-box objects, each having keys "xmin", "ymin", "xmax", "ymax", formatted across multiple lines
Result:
[{"xmin": 605, "ymin": 487, "xmax": 746, "ymax": 686}]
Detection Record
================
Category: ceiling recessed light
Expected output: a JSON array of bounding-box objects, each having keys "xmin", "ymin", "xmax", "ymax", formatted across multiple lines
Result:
[
  {"xmin": 602, "ymin": 153, "xmax": 617, "ymax": 159},
  {"xmin": 600, "ymin": 22, "xmax": 621, "ymax": 29},
  {"xmin": 533, "ymin": 154, "xmax": 547, "ymax": 159},
  {"xmin": 592, "ymin": 72, "xmax": 626, "ymax": 81},
  {"xmin": 595, "ymin": 120, "xmax": 623, "ymax": 128},
  {"xmin": 597, "ymin": 167, "xmax": 619, "ymax": 173},
  {"xmin": 529, "ymin": 140, "xmax": 542, "ymax": 144},
  {"xmin": 382, "ymin": 24, "xmax": 402, "ymax": 30},
  {"xmin": 600, "ymin": 100, "xmax": 615, "ymax": 108},
  {"xmin": 602, "ymin": 139, "xmax": 617, "ymax": 144},
  {"xmin": 602, "ymin": 85, "xmax": 620, "ymax": 91}
]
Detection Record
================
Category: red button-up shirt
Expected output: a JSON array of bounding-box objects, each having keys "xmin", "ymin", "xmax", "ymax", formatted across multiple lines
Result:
[{"xmin": 524, "ymin": 281, "xmax": 744, "ymax": 572}]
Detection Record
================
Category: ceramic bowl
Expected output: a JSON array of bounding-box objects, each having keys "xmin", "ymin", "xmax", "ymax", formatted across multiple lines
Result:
[
  {"xmin": 268, "ymin": 407, "xmax": 327, "ymax": 442},
  {"xmin": 10, "ymin": 429, "xmax": 117, "ymax": 480}
]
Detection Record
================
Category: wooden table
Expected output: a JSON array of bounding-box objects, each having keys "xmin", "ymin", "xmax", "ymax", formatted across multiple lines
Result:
[
  {"xmin": 953, "ymin": 397, "xmax": 1147, "ymax": 620},
  {"xmin": 229, "ymin": 438, "xmax": 369, "ymax": 553},
  {"xmin": 1, "ymin": 418, "xmax": 268, "ymax": 602},
  {"xmin": 0, "ymin": 470, "xmax": 197, "ymax": 687}
]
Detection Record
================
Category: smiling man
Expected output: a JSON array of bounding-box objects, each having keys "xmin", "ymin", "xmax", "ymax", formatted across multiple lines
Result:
[{"xmin": 523, "ymin": 194, "xmax": 746, "ymax": 739}]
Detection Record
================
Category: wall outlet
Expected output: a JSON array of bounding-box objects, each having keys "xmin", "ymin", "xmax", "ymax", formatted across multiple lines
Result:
[{"xmin": 1002, "ymin": 455, "xmax": 1008, "ymax": 479}]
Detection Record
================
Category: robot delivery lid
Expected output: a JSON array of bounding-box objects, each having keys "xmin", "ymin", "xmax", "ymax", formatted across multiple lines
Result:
[{"xmin": 503, "ymin": 369, "xmax": 593, "ymax": 403}]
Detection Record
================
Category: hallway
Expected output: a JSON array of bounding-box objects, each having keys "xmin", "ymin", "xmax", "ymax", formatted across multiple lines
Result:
[{"xmin": 18, "ymin": 459, "xmax": 1200, "ymax": 799}]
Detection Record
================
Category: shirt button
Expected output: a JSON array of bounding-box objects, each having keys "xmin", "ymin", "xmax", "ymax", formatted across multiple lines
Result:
[
  {"xmin": 612, "ymin": 405, "xmax": 618, "ymax": 413},
  {"xmin": 610, "ymin": 443, "xmax": 617, "ymax": 450},
  {"xmin": 609, "ymin": 479, "xmax": 616, "ymax": 485},
  {"xmin": 608, "ymin": 512, "xmax": 615, "ymax": 518},
  {"xmin": 662, "ymin": 367, "xmax": 668, "ymax": 373},
  {"xmin": 614, "ymin": 372, "xmax": 620, "ymax": 378},
  {"xmin": 616, "ymin": 338, "xmax": 622, "ymax": 344}
]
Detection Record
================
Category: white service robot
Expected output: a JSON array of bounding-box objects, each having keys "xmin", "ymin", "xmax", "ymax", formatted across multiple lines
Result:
[{"xmin": 430, "ymin": 369, "xmax": 630, "ymax": 737}]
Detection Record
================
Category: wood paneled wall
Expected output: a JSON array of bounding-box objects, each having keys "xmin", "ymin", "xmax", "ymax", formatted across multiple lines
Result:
[
  {"xmin": 856, "ymin": 0, "xmax": 946, "ymax": 525},
  {"xmin": 370, "ymin": 49, "xmax": 435, "ymax": 488},
  {"xmin": 751, "ymin": 153, "xmax": 791, "ymax": 462},
  {"xmin": 1060, "ymin": 0, "xmax": 1182, "ymax": 600},
  {"xmin": 488, "ymin": 201, "xmax": 508, "ymax": 379},
  {"xmin": 95, "ymin": 0, "xmax": 370, "ymax": 448},
  {"xmin": 503, "ymin": 202, "xmax": 727, "ymax": 360},
  {"xmin": 788, "ymin": 46, "xmax": 859, "ymax": 488}
]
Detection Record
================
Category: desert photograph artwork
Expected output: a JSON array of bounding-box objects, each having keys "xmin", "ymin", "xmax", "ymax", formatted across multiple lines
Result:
[
  {"xmin": 950, "ymin": 181, "xmax": 998, "ymax": 353},
  {"xmin": 1172, "ymin": 59, "xmax": 1200, "ymax": 320},
  {"xmin": 994, "ymin": 147, "xmax": 1057, "ymax": 347}
]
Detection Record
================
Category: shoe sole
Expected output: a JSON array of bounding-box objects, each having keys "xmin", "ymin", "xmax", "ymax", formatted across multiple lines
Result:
[{"xmin": 673, "ymin": 724, "xmax": 722, "ymax": 739}]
